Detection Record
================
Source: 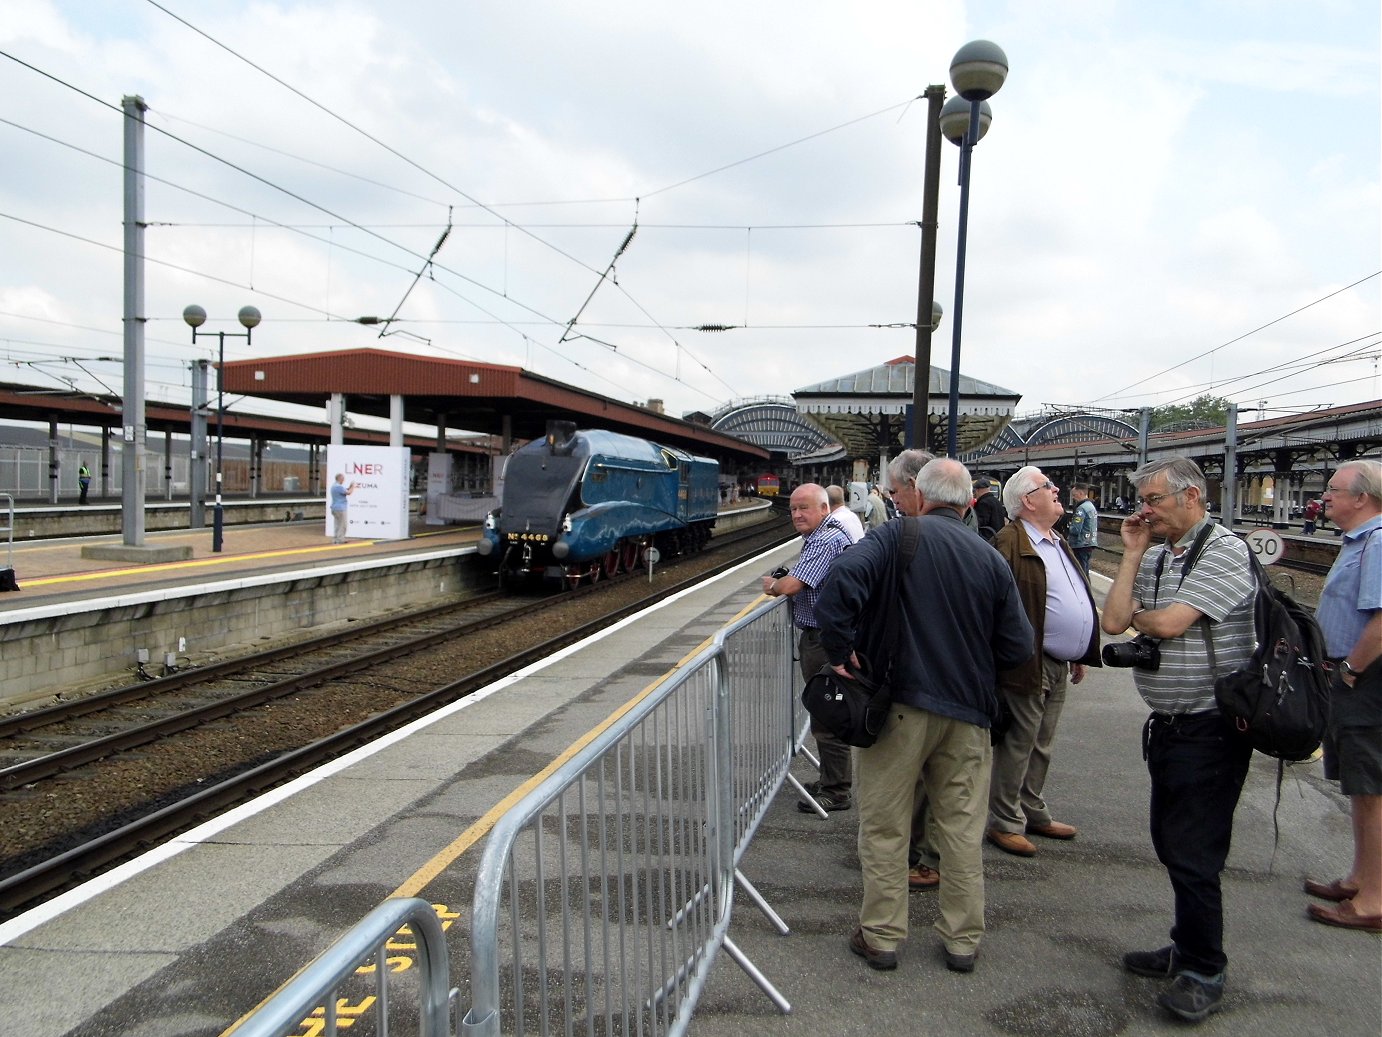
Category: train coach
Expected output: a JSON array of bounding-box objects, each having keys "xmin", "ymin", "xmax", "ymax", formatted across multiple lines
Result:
[{"xmin": 476, "ymin": 422, "xmax": 719, "ymax": 587}]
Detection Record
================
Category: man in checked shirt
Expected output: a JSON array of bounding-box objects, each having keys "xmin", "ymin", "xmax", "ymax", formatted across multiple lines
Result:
[{"xmin": 763, "ymin": 482, "xmax": 855, "ymax": 812}]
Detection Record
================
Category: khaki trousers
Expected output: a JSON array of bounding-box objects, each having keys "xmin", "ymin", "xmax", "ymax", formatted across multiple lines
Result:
[
  {"xmin": 857, "ymin": 702, "xmax": 991, "ymax": 954},
  {"xmin": 988, "ymin": 654, "xmax": 1069, "ymax": 832}
]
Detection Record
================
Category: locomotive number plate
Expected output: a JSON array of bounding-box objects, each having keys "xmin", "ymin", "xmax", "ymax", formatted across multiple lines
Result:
[{"xmin": 507, "ymin": 532, "xmax": 551, "ymax": 543}]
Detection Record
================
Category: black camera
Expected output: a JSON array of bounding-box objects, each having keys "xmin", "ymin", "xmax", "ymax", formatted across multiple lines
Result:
[
  {"xmin": 1102, "ymin": 634, "xmax": 1161, "ymax": 671},
  {"xmin": 771, "ymin": 566, "xmax": 790, "ymax": 579}
]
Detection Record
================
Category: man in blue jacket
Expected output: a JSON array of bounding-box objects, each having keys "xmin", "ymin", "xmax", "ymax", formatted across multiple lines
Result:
[{"xmin": 817, "ymin": 458, "xmax": 1033, "ymax": 975}]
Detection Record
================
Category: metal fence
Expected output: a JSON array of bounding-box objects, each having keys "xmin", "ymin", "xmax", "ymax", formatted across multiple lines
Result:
[
  {"xmin": 461, "ymin": 596, "xmax": 800, "ymax": 1037},
  {"xmin": 231, "ymin": 594, "xmax": 805, "ymax": 1037},
  {"xmin": 227, "ymin": 897, "xmax": 456, "ymax": 1037}
]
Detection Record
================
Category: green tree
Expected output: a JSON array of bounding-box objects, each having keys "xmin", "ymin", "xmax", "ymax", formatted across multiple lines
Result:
[{"xmin": 1151, "ymin": 394, "xmax": 1232, "ymax": 431}]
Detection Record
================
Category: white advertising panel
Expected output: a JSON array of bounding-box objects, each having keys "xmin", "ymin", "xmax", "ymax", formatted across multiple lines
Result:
[
  {"xmin": 325, "ymin": 445, "xmax": 411, "ymax": 541},
  {"xmin": 426, "ymin": 452, "xmax": 453, "ymax": 526}
]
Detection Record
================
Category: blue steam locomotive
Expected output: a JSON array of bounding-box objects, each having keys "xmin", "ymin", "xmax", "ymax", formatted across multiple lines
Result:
[{"xmin": 476, "ymin": 423, "xmax": 720, "ymax": 587}]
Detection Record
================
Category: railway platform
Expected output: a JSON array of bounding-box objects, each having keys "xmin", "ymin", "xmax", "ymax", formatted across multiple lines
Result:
[{"xmin": 0, "ymin": 553, "xmax": 1375, "ymax": 1037}]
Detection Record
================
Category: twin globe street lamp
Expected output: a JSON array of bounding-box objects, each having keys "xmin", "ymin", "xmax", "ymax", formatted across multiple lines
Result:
[
  {"xmin": 908, "ymin": 41, "xmax": 1008, "ymax": 457},
  {"xmin": 182, "ymin": 304, "xmax": 261, "ymax": 553},
  {"xmin": 940, "ymin": 40, "xmax": 1008, "ymax": 458}
]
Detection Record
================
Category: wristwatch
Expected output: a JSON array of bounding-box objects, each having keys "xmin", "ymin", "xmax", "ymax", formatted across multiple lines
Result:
[{"xmin": 1340, "ymin": 660, "xmax": 1360, "ymax": 680}]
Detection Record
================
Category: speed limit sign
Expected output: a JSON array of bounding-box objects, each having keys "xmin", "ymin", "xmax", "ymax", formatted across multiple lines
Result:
[{"xmin": 1244, "ymin": 528, "xmax": 1284, "ymax": 565}]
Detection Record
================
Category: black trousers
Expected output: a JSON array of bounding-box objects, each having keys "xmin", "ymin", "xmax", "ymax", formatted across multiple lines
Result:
[
  {"xmin": 798, "ymin": 627, "xmax": 852, "ymax": 795},
  {"xmin": 1145, "ymin": 711, "xmax": 1252, "ymax": 977}
]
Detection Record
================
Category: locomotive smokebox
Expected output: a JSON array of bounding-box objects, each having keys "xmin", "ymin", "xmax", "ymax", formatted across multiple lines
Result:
[{"xmin": 545, "ymin": 421, "xmax": 579, "ymax": 455}]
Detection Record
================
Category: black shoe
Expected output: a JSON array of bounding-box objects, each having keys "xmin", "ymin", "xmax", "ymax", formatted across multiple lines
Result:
[
  {"xmin": 847, "ymin": 927, "xmax": 897, "ymax": 971},
  {"xmin": 943, "ymin": 947, "xmax": 977, "ymax": 973},
  {"xmin": 1157, "ymin": 972, "xmax": 1224, "ymax": 1023},
  {"xmin": 798, "ymin": 790, "xmax": 852, "ymax": 813},
  {"xmin": 1123, "ymin": 945, "xmax": 1176, "ymax": 978}
]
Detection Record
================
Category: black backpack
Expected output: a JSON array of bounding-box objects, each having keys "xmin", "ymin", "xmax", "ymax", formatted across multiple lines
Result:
[{"xmin": 1212, "ymin": 548, "xmax": 1330, "ymax": 762}]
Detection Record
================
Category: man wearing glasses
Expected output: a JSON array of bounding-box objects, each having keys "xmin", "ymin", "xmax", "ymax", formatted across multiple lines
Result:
[
  {"xmin": 986, "ymin": 467, "xmax": 1101, "ymax": 859},
  {"xmin": 1306, "ymin": 458, "xmax": 1382, "ymax": 933},
  {"xmin": 1101, "ymin": 457, "xmax": 1256, "ymax": 1024}
]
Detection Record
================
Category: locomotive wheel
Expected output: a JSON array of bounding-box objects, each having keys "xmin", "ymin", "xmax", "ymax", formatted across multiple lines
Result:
[
  {"xmin": 564, "ymin": 565, "xmax": 583, "ymax": 590},
  {"xmin": 603, "ymin": 549, "xmax": 621, "ymax": 578},
  {"xmin": 622, "ymin": 540, "xmax": 640, "ymax": 572}
]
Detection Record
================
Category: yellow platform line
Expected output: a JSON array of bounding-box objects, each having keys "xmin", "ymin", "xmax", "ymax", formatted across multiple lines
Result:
[{"xmin": 22, "ymin": 528, "xmax": 466, "ymax": 589}]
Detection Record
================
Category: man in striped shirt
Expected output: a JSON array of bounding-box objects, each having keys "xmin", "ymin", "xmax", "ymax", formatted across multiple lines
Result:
[
  {"xmin": 1101, "ymin": 457, "xmax": 1256, "ymax": 1025},
  {"xmin": 763, "ymin": 483, "xmax": 855, "ymax": 811}
]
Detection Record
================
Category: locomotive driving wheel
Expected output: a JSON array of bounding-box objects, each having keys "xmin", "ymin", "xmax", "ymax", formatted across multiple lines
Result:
[
  {"xmin": 621, "ymin": 540, "xmax": 640, "ymax": 572},
  {"xmin": 602, "ymin": 549, "xmax": 621, "ymax": 579}
]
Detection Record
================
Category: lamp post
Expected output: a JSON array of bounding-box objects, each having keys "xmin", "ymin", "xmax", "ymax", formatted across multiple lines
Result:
[
  {"xmin": 183, "ymin": 304, "xmax": 261, "ymax": 552},
  {"xmin": 909, "ymin": 82, "xmax": 946, "ymax": 449},
  {"xmin": 939, "ymin": 39, "xmax": 1008, "ymax": 457}
]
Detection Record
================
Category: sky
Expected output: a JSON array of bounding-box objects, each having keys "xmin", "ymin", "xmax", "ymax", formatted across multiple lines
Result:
[{"xmin": 0, "ymin": 0, "xmax": 1378, "ymax": 437}]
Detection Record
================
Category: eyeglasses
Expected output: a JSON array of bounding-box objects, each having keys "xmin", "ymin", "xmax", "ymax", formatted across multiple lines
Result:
[
  {"xmin": 1023, "ymin": 480, "xmax": 1056, "ymax": 497},
  {"xmin": 1136, "ymin": 489, "xmax": 1185, "ymax": 508},
  {"xmin": 1324, "ymin": 483, "xmax": 1356, "ymax": 495}
]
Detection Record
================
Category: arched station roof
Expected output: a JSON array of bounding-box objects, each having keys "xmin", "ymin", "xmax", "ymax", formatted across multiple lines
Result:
[
  {"xmin": 792, "ymin": 355, "xmax": 1020, "ymax": 458},
  {"xmin": 220, "ymin": 348, "xmax": 768, "ymax": 465},
  {"xmin": 709, "ymin": 397, "xmax": 845, "ymax": 464}
]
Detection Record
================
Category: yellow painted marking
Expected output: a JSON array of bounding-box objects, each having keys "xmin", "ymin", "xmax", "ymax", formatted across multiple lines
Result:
[{"xmin": 22, "ymin": 528, "xmax": 471, "ymax": 588}]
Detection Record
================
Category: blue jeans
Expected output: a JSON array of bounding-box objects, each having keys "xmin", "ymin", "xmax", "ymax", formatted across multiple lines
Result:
[{"xmin": 1144, "ymin": 711, "xmax": 1252, "ymax": 977}]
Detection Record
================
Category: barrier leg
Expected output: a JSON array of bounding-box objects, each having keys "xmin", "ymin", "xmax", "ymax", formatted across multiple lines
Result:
[{"xmin": 734, "ymin": 868, "xmax": 789, "ymax": 935}]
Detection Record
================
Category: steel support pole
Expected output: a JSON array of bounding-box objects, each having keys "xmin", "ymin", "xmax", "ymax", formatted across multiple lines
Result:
[{"xmin": 909, "ymin": 85, "xmax": 945, "ymax": 450}]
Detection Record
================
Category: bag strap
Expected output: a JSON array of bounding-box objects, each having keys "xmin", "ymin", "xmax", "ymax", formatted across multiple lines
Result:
[{"xmin": 874, "ymin": 517, "xmax": 921, "ymax": 690}]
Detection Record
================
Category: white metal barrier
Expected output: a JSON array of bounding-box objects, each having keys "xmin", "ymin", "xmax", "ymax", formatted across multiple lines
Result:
[{"xmin": 462, "ymin": 597, "xmax": 799, "ymax": 1036}]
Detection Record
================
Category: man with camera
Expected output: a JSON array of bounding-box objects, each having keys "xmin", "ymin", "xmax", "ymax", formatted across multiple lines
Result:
[
  {"xmin": 1100, "ymin": 457, "xmax": 1256, "ymax": 1024},
  {"xmin": 763, "ymin": 483, "xmax": 855, "ymax": 812}
]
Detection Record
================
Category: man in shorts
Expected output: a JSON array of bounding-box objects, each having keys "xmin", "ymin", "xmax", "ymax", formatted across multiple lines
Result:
[{"xmin": 1307, "ymin": 458, "xmax": 1382, "ymax": 933}]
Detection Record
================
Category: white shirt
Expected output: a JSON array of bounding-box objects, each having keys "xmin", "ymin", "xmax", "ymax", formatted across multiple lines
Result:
[{"xmin": 829, "ymin": 506, "xmax": 865, "ymax": 543}]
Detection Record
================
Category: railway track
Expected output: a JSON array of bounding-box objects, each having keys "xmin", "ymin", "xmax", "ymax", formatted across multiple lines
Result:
[{"xmin": 0, "ymin": 518, "xmax": 795, "ymax": 917}]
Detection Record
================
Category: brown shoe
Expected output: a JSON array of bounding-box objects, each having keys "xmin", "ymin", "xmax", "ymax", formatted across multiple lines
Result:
[
  {"xmin": 1307, "ymin": 900, "xmax": 1382, "ymax": 933},
  {"xmin": 847, "ymin": 927, "xmax": 898, "ymax": 970},
  {"xmin": 986, "ymin": 828, "xmax": 1036, "ymax": 857},
  {"xmin": 1026, "ymin": 820, "xmax": 1078, "ymax": 840},
  {"xmin": 908, "ymin": 865, "xmax": 940, "ymax": 890},
  {"xmin": 1304, "ymin": 877, "xmax": 1359, "ymax": 902}
]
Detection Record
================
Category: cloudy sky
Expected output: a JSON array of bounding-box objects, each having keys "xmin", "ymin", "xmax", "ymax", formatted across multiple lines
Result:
[{"xmin": 1, "ymin": 0, "xmax": 1378, "ymax": 435}]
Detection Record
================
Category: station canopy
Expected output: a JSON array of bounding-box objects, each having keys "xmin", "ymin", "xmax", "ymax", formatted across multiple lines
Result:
[
  {"xmin": 219, "ymin": 348, "xmax": 768, "ymax": 463},
  {"xmin": 793, "ymin": 355, "xmax": 1020, "ymax": 458}
]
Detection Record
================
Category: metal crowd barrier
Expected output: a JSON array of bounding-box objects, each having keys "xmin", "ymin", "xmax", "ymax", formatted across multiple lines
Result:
[
  {"xmin": 227, "ymin": 897, "xmax": 455, "ymax": 1037},
  {"xmin": 232, "ymin": 594, "xmax": 806, "ymax": 1037},
  {"xmin": 461, "ymin": 597, "xmax": 799, "ymax": 1037}
]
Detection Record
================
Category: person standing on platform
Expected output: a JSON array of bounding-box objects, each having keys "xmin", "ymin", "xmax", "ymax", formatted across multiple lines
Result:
[
  {"xmin": 986, "ymin": 467, "xmax": 1101, "ymax": 858},
  {"xmin": 826, "ymin": 484, "xmax": 865, "ymax": 543},
  {"xmin": 1067, "ymin": 483, "xmax": 1099, "ymax": 576},
  {"xmin": 762, "ymin": 483, "xmax": 854, "ymax": 812},
  {"xmin": 819, "ymin": 458, "xmax": 1033, "ymax": 974},
  {"xmin": 865, "ymin": 485, "xmax": 888, "ymax": 530},
  {"xmin": 329, "ymin": 473, "xmax": 356, "ymax": 544},
  {"xmin": 971, "ymin": 477, "xmax": 1004, "ymax": 538},
  {"xmin": 78, "ymin": 462, "xmax": 91, "ymax": 505},
  {"xmin": 1306, "ymin": 458, "xmax": 1382, "ymax": 934},
  {"xmin": 1101, "ymin": 456, "xmax": 1256, "ymax": 1024},
  {"xmin": 887, "ymin": 449, "xmax": 942, "ymax": 893}
]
